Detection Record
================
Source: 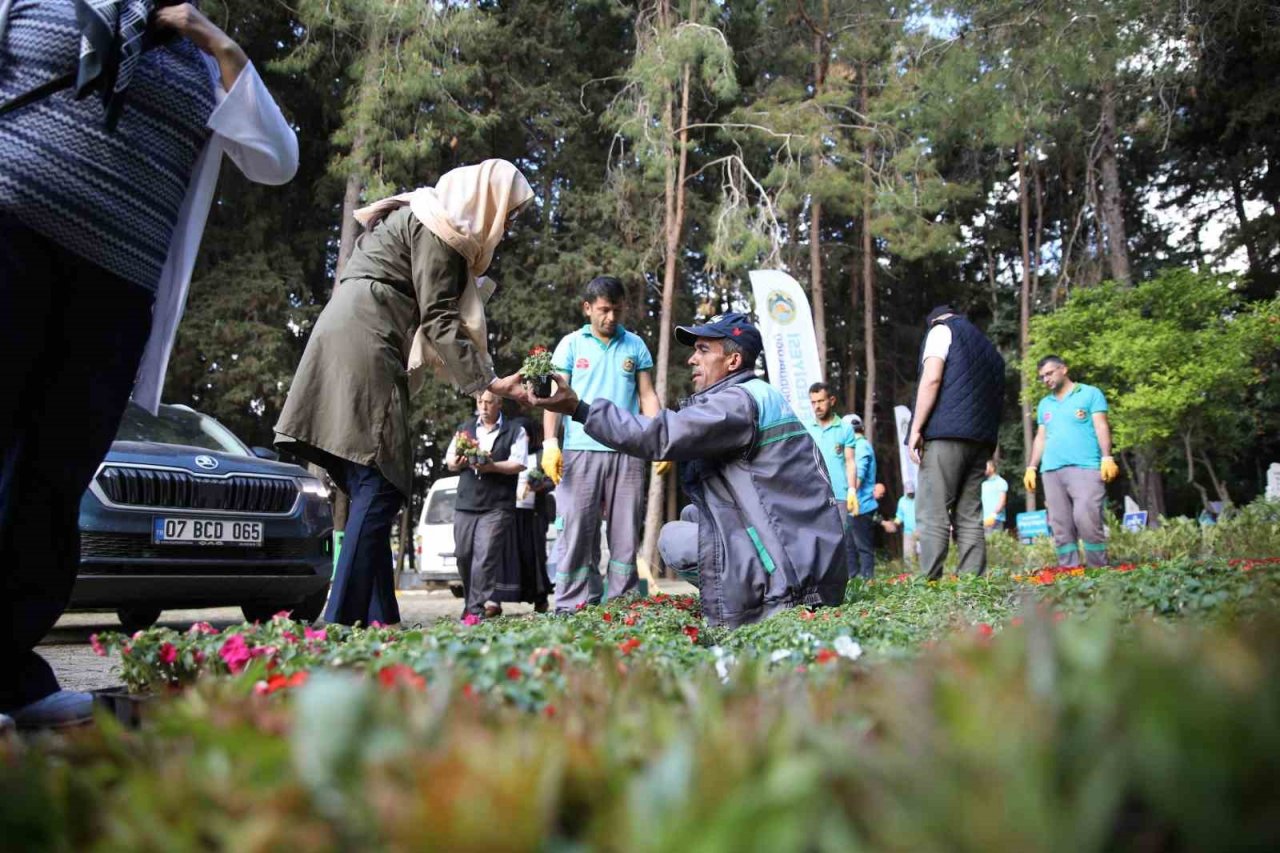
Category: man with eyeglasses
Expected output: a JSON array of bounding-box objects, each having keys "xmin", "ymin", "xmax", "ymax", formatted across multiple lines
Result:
[{"xmin": 1024, "ymin": 355, "xmax": 1118, "ymax": 567}]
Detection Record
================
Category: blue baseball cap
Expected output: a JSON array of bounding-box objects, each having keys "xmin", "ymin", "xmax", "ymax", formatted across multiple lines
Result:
[{"xmin": 675, "ymin": 312, "xmax": 763, "ymax": 360}]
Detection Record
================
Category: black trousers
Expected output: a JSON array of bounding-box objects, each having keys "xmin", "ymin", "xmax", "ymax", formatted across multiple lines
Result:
[
  {"xmin": 323, "ymin": 460, "xmax": 403, "ymax": 626},
  {"xmin": 0, "ymin": 216, "xmax": 153, "ymax": 711}
]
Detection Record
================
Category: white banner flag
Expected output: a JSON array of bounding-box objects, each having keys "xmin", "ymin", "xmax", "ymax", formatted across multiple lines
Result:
[
  {"xmin": 749, "ymin": 270, "xmax": 823, "ymax": 414},
  {"xmin": 893, "ymin": 404, "xmax": 919, "ymax": 493}
]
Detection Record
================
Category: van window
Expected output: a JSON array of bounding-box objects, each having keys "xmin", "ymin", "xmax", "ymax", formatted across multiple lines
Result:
[{"xmin": 425, "ymin": 488, "xmax": 456, "ymax": 525}]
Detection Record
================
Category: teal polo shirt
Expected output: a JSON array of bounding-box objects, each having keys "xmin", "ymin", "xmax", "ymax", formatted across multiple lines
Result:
[
  {"xmin": 853, "ymin": 435, "xmax": 878, "ymax": 514},
  {"xmin": 894, "ymin": 495, "xmax": 916, "ymax": 534},
  {"xmin": 807, "ymin": 417, "xmax": 857, "ymax": 498},
  {"xmin": 981, "ymin": 475, "xmax": 1008, "ymax": 523},
  {"xmin": 553, "ymin": 324, "xmax": 654, "ymax": 452},
  {"xmin": 1036, "ymin": 383, "xmax": 1109, "ymax": 472}
]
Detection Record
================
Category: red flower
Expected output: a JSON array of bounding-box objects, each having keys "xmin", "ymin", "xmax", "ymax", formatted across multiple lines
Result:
[
  {"xmin": 462, "ymin": 683, "xmax": 476, "ymax": 699},
  {"xmin": 529, "ymin": 345, "xmax": 548, "ymax": 355},
  {"xmin": 89, "ymin": 633, "xmax": 106, "ymax": 658},
  {"xmin": 1011, "ymin": 617, "xmax": 1024, "ymax": 627},
  {"xmin": 617, "ymin": 637, "xmax": 642, "ymax": 656},
  {"xmin": 218, "ymin": 634, "xmax": 252, "ymax": 674},
  {"xmin": 575, "ymin": 602, "xmax": 587, "ymax": 611},
  {"xmin": 260, "ymin": 670, "xmax": 309, "ymax": 695},
  {"xmin": 377, "ymin": 664, "xmax": 425, "ymax": 690},
  {"xmin": 682, "ymin": 625, "xmax": 699, "ymax": 644},
  {"xmin": 815, "ymin": 648, "xmax": 838, "ymax": 664},
  {"xmin": 976, "ymin": 623, "xmax": 994, "ymax": 639},
  {"xmin": 159, "ymin": 642, "xmax": 178, "ymax": 665},
  {"xmin": 506, "ymin": 665, "xmax": 523, "ymax": 681},
  {"xmin": 623, "ymin": 615, "xmax": 637, "ymax": 626},
  {"xmin": 602, "ymin": 612, "xmax": 613, "ymax": 622},
  {"xmin": 799, "ymin": 609, "xmax": 817, "ymax": 621},
  {"xmin": 543, "ymin": 704, "xmax": 557, "ymax": 719}
]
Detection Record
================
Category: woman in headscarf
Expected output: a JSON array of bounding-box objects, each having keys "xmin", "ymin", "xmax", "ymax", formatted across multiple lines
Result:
[{"xmin": 275, "ymin": 158, "xmax": 535, "ymax": 627}]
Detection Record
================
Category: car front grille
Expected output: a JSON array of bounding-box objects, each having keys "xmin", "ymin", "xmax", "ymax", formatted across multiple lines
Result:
[
  {"xmin": 80, "ymin": 531, "xmax": 327, "ymax": 569},
  {"xmin": 95, "ymin": 466, "xmax": 298, "ymax": 514}
]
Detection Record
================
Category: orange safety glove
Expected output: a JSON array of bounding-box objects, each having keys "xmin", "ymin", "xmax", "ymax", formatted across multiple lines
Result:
[{"xmin": 1100, "ymin": 456, "xmax": 1119, "ymax": 483}]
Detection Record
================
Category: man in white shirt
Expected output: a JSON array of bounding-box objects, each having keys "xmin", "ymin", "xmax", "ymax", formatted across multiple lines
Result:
[{"xmin": 446, "ymin": 392, "xmax": 528, "ymax": 619}]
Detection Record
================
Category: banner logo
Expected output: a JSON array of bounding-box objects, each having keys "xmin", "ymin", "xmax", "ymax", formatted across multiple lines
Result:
[{"xmin": 767, "ymin": 291, "xmax": 797, "ymax": 325}]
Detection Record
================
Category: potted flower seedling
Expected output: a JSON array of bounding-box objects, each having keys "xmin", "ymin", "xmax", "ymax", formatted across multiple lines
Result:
[
  {"xmin": 454, "ymin": 432, "xmax": 490, "ymax": 467},
  {"xmin": 521, "ymin": 345, "xmax": 555, "ymax": 398}
]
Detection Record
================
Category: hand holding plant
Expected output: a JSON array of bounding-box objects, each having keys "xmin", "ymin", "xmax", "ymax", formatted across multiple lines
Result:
[{"xmin": 520, "ymin": 346, "xmax": 555, "ymax": 397}]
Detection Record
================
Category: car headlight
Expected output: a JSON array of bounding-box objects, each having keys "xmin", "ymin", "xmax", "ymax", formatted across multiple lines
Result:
[{"xmin": 299, "ymin": 477, "xmax": 330, "ymax": 500}]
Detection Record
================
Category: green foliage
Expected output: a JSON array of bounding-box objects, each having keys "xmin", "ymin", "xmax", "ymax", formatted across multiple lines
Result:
[
  {"xmin": 11, "ymin": 587, "xmax": 1280, "ymax": 849},
  {"xmin": 164, "ymin": 253, "xmax": 319, "ymax": 446}
]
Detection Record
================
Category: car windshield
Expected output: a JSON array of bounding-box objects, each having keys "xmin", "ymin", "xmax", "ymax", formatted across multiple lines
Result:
[
  {"xmin": 115, "ymin": 403, "xmax": 251, "ymax": 456},
  {"xmin": 425, "ymin": 488, "xmax": 456, "ymax": 525}
]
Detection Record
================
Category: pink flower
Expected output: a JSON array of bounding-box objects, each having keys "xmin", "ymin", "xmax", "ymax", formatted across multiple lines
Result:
[
  {"xmin": 188, "ymin": 621, "xmax": 219, "ymax": 636},
  {"xmin": 159, "ymin": 642, "xmax": 177, "ymax": 665},
  {"xmin": 461, "ymin": 613, "xmax": 481, "ymax": 626},
  {"xmin": 218, "ymin": 634, "xmax": 252, "ymax": 674},
  {"xmin": 89, "ymin": 633, "xmax": 106, "ymax": 657},
  {"xmin": 272, "ymin": 610, "xmax": 292, "ymax": 621},
  {"xmin": 303, "ymin": 626, "xmax": 327, "ymax": 642},
  {"xmin": 370, "ymin": 620, "xmax": 384, "ymax": 629}
]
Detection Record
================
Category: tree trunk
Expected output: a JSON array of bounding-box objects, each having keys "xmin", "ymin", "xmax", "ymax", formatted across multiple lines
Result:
[
  {"xmin": 1018, "ymin": 142, "xmax": 1036, "ymax": 512},
  {"xmin": 1032, "ymin": 159, "xmax": 1044, "ymax": 305},
  {"xmin": 808, "ymin": 22, "xmax": 829, "ymax": 370},
  {"xmin": 639, "ymin": 58, "xmax": 692, "ymax": 577},
  {"xmin": 860, "ymin": 63, "xmax": 877, "ymax": 441},
  {"xmin": 1098, "ymin": 78, "xmax": 1132, "ymax": 285},
  {"xmin": 846, "ymin": 234, "xmax": 860, "ymax": 410},
  {"xmin": 810, "ymin": 199, "xmax": 826, "ymax": 371},
  {"xmin": 1231, "ymin": 171, "xmax": 1262, "ymax": 280}
]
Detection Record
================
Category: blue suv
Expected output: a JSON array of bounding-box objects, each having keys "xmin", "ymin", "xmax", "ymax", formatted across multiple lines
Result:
[{"xmin": 71, "ymin": 402, "xmax": 333, "ymax": 630}]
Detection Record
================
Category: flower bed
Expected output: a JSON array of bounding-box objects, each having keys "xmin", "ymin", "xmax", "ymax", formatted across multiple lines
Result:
[
  {"xmin": 6, "ymin": 608, "xmax": 1280, "ymax": 850},
  {"xmin": 89, "ymin": 557, "xmax": 1280, "ymax": 706}
]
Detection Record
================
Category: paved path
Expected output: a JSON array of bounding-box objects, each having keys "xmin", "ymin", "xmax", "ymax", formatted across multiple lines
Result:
[{"xmin": 43, "ymin": 582, "xmax": 696, "ymax": 692}]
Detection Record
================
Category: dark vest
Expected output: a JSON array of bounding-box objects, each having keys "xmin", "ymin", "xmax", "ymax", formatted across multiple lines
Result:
[
  {"xmin": 455, "ymin": 416, "xmax": 519, "ymax": 512},
  {"xmin": 917, "ymin": 316, "xmax": 1005, "ymax": 445}
]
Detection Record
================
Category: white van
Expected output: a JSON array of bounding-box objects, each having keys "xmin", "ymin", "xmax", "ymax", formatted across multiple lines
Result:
[{"xmin": 415, "ymin": 476, "xmax": 463, "ymax": 596}]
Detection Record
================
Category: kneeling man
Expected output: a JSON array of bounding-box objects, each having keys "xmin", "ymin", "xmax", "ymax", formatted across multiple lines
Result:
[{"xmin": 537, "ymin": 313, "xmax": 848, "ymax": 627}]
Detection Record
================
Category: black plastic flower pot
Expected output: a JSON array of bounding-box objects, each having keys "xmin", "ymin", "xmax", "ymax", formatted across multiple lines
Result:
[{"xmin": 524, "ymin": 375, "xmax": 553, "ymax": 398}]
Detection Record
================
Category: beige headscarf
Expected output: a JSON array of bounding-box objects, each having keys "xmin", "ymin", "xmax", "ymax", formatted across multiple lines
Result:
[{"xmin": 353, "ymin": 158, "xmax": 534, "ymax": 278}]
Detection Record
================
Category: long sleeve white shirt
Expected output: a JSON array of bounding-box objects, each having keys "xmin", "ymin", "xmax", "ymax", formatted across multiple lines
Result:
[{"xmin": 131, "ymin": 57, "xmax": 299, "ymax": 412}]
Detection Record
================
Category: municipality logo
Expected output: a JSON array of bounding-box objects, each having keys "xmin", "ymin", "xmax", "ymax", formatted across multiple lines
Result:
[{"xmin": 767, "ymin": 291, "xmax": 796, "ymax": 325}]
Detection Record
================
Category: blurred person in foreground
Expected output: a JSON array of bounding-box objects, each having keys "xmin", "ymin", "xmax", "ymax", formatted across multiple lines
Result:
[{"xmin": 0, "ymin": 0, "xmax": 297, "ymax": 729}]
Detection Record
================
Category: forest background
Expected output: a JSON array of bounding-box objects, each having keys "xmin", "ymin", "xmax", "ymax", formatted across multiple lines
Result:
[{"xmin": 166, "ymin": 0, "xmax": 1280, "ymax": 551}]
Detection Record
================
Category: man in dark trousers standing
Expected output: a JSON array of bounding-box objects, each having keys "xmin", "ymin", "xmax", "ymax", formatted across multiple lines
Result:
[
  {"xmin": 906, "ymin": 306, "xmax": 1005, "ymax": 579},
  {"xmin": 445, "ymin": 391, "xmax": 528, "ymax": 619}
]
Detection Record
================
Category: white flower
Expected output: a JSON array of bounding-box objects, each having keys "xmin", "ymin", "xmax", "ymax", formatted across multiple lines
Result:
[
  {"xmin": 769, "ymin": 648, "xmax": 794, "ymax": 663},
  {"xmin": 711, "ymin": 645, "xmax": 734, "ymax": 683},
  {"xmin": 834, "ymin": 635, "xmax": 863, "ymax": 661}
]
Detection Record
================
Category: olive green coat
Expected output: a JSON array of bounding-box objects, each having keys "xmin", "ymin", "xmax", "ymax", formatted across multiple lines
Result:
[{"xmin": 274, "ymin": 206, "xmax": 493, "ymax": 497}]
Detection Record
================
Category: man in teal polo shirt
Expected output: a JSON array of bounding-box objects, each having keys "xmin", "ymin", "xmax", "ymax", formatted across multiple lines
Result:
[
  {"xmin": 542, "ymin": 276, "xmax": 661, "ymax": 610},
  {"xmin": 806, "ymin": 383, "xmax": 860, "ymax": 579},
  {"xmin": 1024, "ymin": 355, "xmax": 1119, "ymax": 567}
]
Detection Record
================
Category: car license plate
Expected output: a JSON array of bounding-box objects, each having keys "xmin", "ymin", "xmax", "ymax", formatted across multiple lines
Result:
[{"xmin": 153, "ymin": 517, "xmax": 263, "ymax": 546}]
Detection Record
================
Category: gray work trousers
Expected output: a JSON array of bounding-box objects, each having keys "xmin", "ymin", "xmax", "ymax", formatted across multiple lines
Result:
[
  {"xmin": 454, "ymin": 507, "xmax": 512, "ymax": 616},
  {"xmin": 1043, "ymin": 466, "xmax": 1108, "ymax": 567},
  {"xmin": 658, "ymin": 504, "xmax": 701, "ymax": 587},
  {"xmin": 916, "ymin": 438, "xmax": 992, "ymax": 580},
  {"xmin": 553, "ymin": 450, "xmax": 646, "ymax": 612}
]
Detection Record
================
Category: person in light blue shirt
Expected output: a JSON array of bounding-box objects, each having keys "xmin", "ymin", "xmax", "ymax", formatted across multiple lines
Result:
[
  {"xmin": 541, "ymin": 276, "xmax": 661, "ymax": 609},
  {"xmin": 807, "ymin": 383, "xmax": 860, "ymax": 580},
  {"xmin": 882, "ymin": 488, "xmax": 917, "ymax": 567},
  {"xmin": 981, "ymin": 459, "xmax": 1008, "ymax": 536},
  {"xmin": 1025, "ymin": 355, "xmax": 1118, "ymax": 567},
  {"xmin": 846, "ymin": 414, "xmax": 878, "ymax": 579}
]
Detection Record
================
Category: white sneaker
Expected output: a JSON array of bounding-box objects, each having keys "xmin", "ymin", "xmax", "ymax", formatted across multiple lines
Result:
[{"xmin": 11, "ymin": 690, "xmax": 95, "ymax": 730}]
